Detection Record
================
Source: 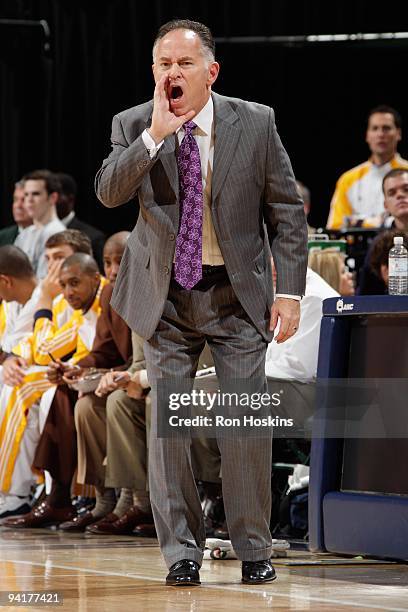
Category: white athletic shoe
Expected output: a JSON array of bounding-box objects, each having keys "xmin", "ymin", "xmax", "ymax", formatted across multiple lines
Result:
[{"xmin": 0, "ymin": 494, "xmax": 31, "ymax": 520}]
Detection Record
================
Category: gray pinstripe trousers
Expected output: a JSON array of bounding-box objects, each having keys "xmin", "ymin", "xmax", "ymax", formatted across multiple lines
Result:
[{"xmin": 144, "ymin": 268, "xmax": 273, "ymax": 568}]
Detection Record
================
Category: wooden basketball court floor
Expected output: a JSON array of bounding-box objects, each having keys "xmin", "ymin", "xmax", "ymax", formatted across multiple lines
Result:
[{"xmin": 1, "ymin": 528, "xmax": 407, "ymax": 611}]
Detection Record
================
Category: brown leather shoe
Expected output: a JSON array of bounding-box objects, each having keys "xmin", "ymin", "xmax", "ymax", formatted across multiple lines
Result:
[
  {"xmin": 133, "ymin": 522, "xmax": 157, "ymax": 537},
  {"xmin": 59, "ymin": 511, "xmax": 100, "ymax": 532},
  {"xmin": 87, "ymin": 506, "xmax": 153, "ymax": 535},
  {"xmin": 2, "ymin": 501, "xmax": 76, "ymax": 528},
  {"xmin": 85, "ymin": 512, "xmax": 119, "ymax": 534}
]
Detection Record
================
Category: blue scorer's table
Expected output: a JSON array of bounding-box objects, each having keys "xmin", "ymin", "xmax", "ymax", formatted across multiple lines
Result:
[{"xmin": 309, "ymin": 295, "xmax": 408, "ymax": 561}]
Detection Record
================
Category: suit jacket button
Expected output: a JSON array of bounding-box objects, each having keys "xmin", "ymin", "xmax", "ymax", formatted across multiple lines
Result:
[
  {"xmin": 163, "ymin": 266, "xmax": 170, "ymax": 274},
  {"xmin": 169, "ymin": 233, "xmax": 175, "ymax": 241}
]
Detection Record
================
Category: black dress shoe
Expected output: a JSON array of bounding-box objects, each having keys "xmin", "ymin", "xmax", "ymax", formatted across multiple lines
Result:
[
  {"xmin": 165, "ymin": 559, "xmax": 201, "ymax": 586},
  {"xmin": 242, "ymin": 559, "xmax": 276, "ymax": 584}
]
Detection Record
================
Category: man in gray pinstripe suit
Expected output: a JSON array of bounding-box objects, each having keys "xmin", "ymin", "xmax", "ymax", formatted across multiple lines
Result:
[{"xmin": 95, "ymin": 19, "xmax": 308, "ymax": 586}]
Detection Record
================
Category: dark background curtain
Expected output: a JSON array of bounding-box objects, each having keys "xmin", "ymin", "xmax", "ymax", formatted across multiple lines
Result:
[{"xmin": 1, "ymin": 0, "xmax": 408, "ymax": 232}]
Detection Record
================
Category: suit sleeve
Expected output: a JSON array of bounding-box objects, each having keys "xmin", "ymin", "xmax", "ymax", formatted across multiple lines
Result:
[
  {"xmin": 95, "ymin": 114, "xmax": 157, "ymax": 208},
  {"xmin": 263, "ymin": 108, "xmax": 308, "ymax": 297}
]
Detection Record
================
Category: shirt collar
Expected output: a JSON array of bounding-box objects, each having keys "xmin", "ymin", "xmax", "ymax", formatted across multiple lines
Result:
[
  {"xmin": 369, "ymin": 154, "xmax": 399, "ymax": 169},
  {"xmin": 177, "ymin": 95, "xmax": 213, "ymax": 137},
  {"xmin": 61, "ymin": 211, "xmax": 75, "ymax": 227},
  {"xmin": 192, "ymin": 95, "xmax": 213, "ymax": 136}
]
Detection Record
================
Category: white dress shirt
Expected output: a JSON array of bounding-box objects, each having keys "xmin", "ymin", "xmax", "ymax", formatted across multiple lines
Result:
[{"xmin": 265, "ymin": 268, "xmax": 339, "ymax": 381}]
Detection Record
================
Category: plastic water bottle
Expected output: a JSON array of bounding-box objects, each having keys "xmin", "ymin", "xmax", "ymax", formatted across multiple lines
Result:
[{"xmin": 388, "ymin": 236, "xmax": 408, "ymax": 295}]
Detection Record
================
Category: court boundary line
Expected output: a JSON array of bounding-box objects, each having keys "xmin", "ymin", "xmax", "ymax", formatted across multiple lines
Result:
[{"xmin": 3, "ymin": 558, "xmax": 407, "ymax": 612}]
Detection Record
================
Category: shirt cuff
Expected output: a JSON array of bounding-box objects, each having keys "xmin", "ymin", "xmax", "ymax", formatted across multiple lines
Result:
[
  {"xmin": 138, "ymin": 369, "xmax": 150, "ymax": 388},
  {"xmin": 275, "ymin": 294, "xmax": 301, "ymax": 301},
  {"xmin": 142, "ymin": 129, "xmax": 164, "ymax": 159},
  {"xmin": 34, "ymin": 309, "xmax": 53, "ymax": 323}
]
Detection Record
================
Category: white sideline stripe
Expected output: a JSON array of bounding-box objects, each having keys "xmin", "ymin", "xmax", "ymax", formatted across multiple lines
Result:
[
  {"xmin": 0, "ymin": 574, "xmax": 86, "ymax": 578},
  {"xmin": 4, "ymin": 558, "xmax": 406, "ymax": 612}
]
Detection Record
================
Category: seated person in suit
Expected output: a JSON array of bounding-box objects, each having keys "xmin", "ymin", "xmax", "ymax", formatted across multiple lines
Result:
[{"xmin": 0, "ymin": 181, "xmax": 32, "ymax": 247}]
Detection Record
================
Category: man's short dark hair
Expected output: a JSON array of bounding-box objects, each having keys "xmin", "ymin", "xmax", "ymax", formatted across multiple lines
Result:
[
  {"xmin": 369, "ymin": 229, "xmax": 408, "ymax": 278},
  {"xmin": 61, "ymin": 253, "xmax": 99, "ymax": 276},
  {"xmin": 367, "ymin": 105, "xmax": 402, "ymax": 130},
  {"xmin": 55, "ymin": 172, "xmax": 77, "ymax": 198},
  {"xmin": 45, "ymin": 229, "xmax": 92, "ymax": 255},
  {"xmin": 0, "ymin": 245, "xmax": 35, "ymax": 279},
  {"xmin": 153, "ymin": 19, "xmax": 215, "ymax": 61},
  {"xmin": 382, "ymin": 167, "xmax": 408, "ymax": 193},
  {"xmin": 23, "ymin": 169, "xmax": 61, "ymax": 195}
]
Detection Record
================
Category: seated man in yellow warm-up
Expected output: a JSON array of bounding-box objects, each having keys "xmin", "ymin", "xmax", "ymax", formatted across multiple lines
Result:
[{"xmin": 0, "ymin": 253, "xmax": 106, "ymax": 519}]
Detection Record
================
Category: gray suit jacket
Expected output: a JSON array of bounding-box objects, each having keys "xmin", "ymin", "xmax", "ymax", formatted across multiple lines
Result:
[{"xmin": 95, "ymin": 92, "xmax": 308, "ymax": 341}]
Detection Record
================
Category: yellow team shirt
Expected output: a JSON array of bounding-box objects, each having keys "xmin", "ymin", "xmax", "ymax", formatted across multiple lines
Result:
[{"xmin": 327, "ymin": 154, "xmax": 408, "ymax": 229}]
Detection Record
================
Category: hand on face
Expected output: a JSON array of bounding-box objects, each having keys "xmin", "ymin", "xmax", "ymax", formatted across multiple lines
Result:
[
  {"xmin": 42, "ymin": 259, "xmax": 64, "ymax": 301},
  {"xmin": 148, "ymin": 74, "xmax": 196, "ymax": 144}
]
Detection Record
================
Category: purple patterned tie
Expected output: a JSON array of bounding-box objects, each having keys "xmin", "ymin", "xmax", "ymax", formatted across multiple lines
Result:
[{"xmin": 174, "ymin": 121, "xmax": 203, "ymax": 289}]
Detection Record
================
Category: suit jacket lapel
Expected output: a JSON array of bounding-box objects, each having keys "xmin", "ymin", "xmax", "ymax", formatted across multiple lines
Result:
[{"xmin": 212, "ymin": 92, "xmax": 241, "ymax": 203}]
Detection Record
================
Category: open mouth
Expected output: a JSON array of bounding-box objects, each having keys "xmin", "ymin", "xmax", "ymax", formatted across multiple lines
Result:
[{"xmin": 169, "ymin": 85, "xmax": 184, "ymax": 103}]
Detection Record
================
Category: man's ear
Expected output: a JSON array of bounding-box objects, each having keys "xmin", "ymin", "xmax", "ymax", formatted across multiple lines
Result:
[
  {"xmin": 49, "ymin": 191, "xmax": 59, "ymax": 207},
  {"xmin": 207, "ymin": 61, "xmax": 220, "ymax": 87},
  {"xmin": 0, "ymin": 274, "xmax": 11, "ymax": 287}
]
